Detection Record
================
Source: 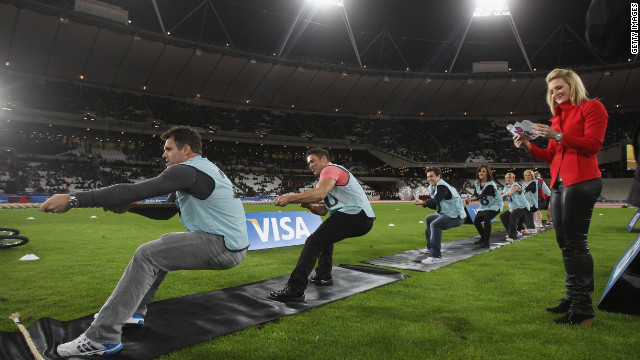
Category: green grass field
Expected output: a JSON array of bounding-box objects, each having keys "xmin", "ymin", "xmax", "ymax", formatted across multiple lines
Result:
[{"xmin": 1, "ymin": 204, "xmax": 639, "ymax": 359}]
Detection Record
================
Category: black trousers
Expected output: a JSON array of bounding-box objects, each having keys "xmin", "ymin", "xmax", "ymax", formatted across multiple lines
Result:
[
  {"xmin": 287, "ymin": 210, "xmax": 374, "ymax": 291},
  {"xmin": 517, "ymin": 209, "xmax": 537, "ymax": 230},
  {"xmin": 473, "ymin": 210, "xmax": 499, "ymax": 243},
  {"xmin": 499, "ymin": 207, "xmax": 529, "ymax": 238},
  {"xmin": 551, "ymin": 178, "xmax": 602, "ymax": 316}
]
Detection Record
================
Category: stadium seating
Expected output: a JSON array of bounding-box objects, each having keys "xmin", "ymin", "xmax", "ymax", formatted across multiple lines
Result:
[{"xmin": 0, "ymin": 73, "xmax": 636, "ymax": 198}]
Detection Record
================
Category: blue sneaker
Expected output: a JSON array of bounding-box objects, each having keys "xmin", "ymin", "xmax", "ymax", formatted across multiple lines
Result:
[
  {"xmin": 94, "ymin": 312, "xmax": 144, "ymax": 327},
  {"xmin": 124, "ymin": 313, "xmax": 145, "ymax": 327},
  {"xmin": 57, "ymin": 333, "xmax": 123, "ymax": 356}
]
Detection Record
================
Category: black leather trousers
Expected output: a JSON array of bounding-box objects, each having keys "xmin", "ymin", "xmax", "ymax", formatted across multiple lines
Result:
[{"xmin": 551, "ymin": 178, "xmax": 602, "ymax": 316}]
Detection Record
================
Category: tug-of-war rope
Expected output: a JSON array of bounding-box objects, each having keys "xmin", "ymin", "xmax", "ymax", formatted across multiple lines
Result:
[
  {"xmin": 0, "ymin": 202, "xmax": 177, "ymax": 210},
  {"xmin": 0, "ymin": 201, "xmax": 282, "ymax": 210},
  {"xmin": 0, "ymin": 199, "xmax": 426, "ymax": 211},
  {"xmin": 8, "ymin": 313, "xmax": 46, "ymax": 360}
]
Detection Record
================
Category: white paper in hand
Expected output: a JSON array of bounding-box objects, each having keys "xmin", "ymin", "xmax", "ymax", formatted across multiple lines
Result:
[{"xmin": 507, "ymin": 120, "xmax": 539, "ymax": 139}]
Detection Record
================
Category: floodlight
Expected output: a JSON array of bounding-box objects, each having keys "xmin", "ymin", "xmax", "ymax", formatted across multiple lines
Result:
[
  {"xmin": 308, "ymin": 0, "xmax": 343, "ymax": 7},
  {"xmin": 473, "ymin": 0, "xmax": 510, "ymax": 17},
  {"xmin": 451, "ymin": 0, "xmax": 532, "ymax": 72}
]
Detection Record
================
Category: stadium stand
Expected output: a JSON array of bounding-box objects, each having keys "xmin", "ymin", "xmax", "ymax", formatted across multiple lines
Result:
[{"xmin": 0, "ymin": 72, "xmax": 636, "ymax": 199}]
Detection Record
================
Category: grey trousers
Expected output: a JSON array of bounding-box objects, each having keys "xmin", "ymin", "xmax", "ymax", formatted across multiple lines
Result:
[{"xmin": 85, "ymin": 231, "xmax": 246, "ymax": 343}]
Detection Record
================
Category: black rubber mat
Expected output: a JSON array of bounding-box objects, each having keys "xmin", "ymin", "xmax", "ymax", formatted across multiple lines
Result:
[
  {"xmin": 363, "ymin": 226, "xmax": 551, "ymax": 272},
  {"xmin": 0, "ymin": 265, "xmax": 407, "ymax": 360}
]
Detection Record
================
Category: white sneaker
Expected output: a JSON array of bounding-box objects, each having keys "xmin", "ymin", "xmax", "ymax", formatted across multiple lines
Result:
[
  {"xmin": 418, "ymin": 247, "xmax": 430, "ymax": 254},
  {"xmin": 506, "ymin": 236, "xmax": 515, "ymax": 242},
  {"xmin": 57, "ymin": 333, "xmax": 123, "ymax": 356},
  {"xmin": 526, "ymin": 228, "xmax": 538, "ymax": 234},
  {"xmin": 421, "ymin": 257, "xmax": 442, "ymax": 264}
]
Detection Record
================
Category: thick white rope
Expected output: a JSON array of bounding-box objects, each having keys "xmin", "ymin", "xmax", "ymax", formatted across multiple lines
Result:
[
  {"xmin": 8, "ymin": 313, "xmax": 46, "ymax": 360},
  {"xmin": 0, "ymin": 200, "xmax": 412, "ymax": 210}
]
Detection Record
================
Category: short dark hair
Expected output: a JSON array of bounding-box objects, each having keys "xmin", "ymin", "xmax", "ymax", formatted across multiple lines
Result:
[
  {"xmin": 425, "ymin": 167, "xmax": 441, "ymax": 176},
  {"xmin": 306, "ymin": 147, "xmax": 330, "ymax": 162},
  {"xmin": 475, "ymin": 164, "xmax": 496, "ymax": 182},
  {"xmin": 161, "ymin": 126, "xmax": 202, "ymax": 154}
]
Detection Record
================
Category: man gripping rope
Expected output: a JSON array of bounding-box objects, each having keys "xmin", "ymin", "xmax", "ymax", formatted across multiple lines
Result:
[
  {"xmin": 40, "ymin": 126, "xmax": 248, "ymax": 356},
  {"xmin": 268, "ymin": 148, "xmax": 375, "ymax": 302}
]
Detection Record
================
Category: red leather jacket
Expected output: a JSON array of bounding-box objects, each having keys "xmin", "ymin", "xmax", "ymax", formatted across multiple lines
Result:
[{"xmin": 528, "ymin": 100, "xmax": 608, "ymax": 188}]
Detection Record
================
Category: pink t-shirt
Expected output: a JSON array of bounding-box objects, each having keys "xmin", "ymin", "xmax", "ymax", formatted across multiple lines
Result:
[{"xmin": 319, "ymin": 164, "xmax": 349, "ymax": 186}]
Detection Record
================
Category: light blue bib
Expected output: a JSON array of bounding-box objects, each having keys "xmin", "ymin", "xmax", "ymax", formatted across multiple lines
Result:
[
  {"xmin": 322, "ymin": 164, "xmax": 375, "ymax": 218},
  {"xmin": 430, "ymin": 179, "xmax": 466, "ymax": 219},
  {"xmin": 176, "ymin": 156, "xmax": 249, "ymax": 250}
]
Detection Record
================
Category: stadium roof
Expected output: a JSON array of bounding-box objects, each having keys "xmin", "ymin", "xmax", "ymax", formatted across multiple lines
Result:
[{"xmin": 0, "ymin": 0, "xmax": 638, "ymax": 117}]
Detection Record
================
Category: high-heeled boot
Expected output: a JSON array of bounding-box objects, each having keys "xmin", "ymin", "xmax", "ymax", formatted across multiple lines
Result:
[
  {"xmin": 554, "ymin": 311, "xmax": 594, "ymax": 326},
  {"xmin": 546, "ymin": 298, "xmax": 572, "ymax": 313}
]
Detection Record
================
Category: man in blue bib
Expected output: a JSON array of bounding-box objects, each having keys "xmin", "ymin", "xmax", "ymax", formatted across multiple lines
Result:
[
  {"xmin": 414, "ymin": 167, "xmax": 466, "ymax": 263},
  {"xmin": 40, "ymin": 126, "xmax": 248, "ymax": 356},
  {"xmin": 268, "ymin": 148, "xmax": 376, "ymax": 301}
]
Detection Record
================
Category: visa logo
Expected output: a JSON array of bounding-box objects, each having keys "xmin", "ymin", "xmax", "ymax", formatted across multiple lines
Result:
[{"xmin": 246, "ymin": 216, "xmax": 312, "ymax": 243}]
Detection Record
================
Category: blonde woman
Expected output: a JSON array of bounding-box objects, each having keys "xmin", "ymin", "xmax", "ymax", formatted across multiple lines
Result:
[
  {"xmin": 499, "ymin": 173, "xmax": 529, "ymax": 242},
  {"xmin": 520, "ymin": 169, "xmax": 539, "ymax": 233},
  {"xmin": 514, "ymin": 68, "xmax": 608, "ymax": 326}
]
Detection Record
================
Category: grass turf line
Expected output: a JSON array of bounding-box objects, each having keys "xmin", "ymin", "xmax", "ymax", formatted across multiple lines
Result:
[{"xmin": 0, "ymin": 204, "xmax": 638, "ymax": 359}]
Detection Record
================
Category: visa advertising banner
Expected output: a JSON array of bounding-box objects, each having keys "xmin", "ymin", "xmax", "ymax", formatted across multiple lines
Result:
[
  {"xmin": 245, "ymin": 211, "xmax": 323, "ymax": 251},
  {"xmin": 465, "ymin": 205, "xmax": 497, "ymax": 222}
]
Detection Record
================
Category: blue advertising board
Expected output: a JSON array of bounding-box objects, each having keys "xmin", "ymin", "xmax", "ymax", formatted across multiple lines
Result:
[
  {"xmin": 245, "ymin": 211, "xmax": 323, "ymax": 251},
  {"xmin": 0, "ymin": 195, "xmax": 50, "ymax": 204},
  {"xmin": 626, "ymin": 209, "xmax": 640, "ymax": 232},
  {"xmin": 465, "ymin": 205, "xmax": 498, "ymax": 222},
  {"xmin": 599, "ymin": 233, "xmax": 640, "ymax": 305}
]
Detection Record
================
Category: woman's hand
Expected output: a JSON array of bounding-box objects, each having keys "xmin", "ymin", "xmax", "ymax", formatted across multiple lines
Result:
[
  {"xmin": 532, "ymin": 124, "xmax": 560, "ymax": 140},
  {"xmin": 513, "ymin": 135, "xmax": 531, "ymax": 150}
]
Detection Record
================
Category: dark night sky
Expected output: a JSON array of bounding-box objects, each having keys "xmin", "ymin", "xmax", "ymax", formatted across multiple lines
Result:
[{"xmin": 88, "ymin": 0, "xmax": 630, "ymax": 73}]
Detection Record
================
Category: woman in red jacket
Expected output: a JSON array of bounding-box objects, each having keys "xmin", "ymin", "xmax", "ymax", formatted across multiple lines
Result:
[{"xmin": 513, "ymin": 68, "xmax": 608, "ymax": 326}]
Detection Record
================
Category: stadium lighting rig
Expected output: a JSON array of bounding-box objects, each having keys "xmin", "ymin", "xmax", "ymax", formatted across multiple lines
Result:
[
  {"xmin": 277, "ymin": 0, "xmax": 363, "ymax": 69},
  {"xmin": 449, "ymin": 0, "xmax": 533, "ymax": 73}
]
